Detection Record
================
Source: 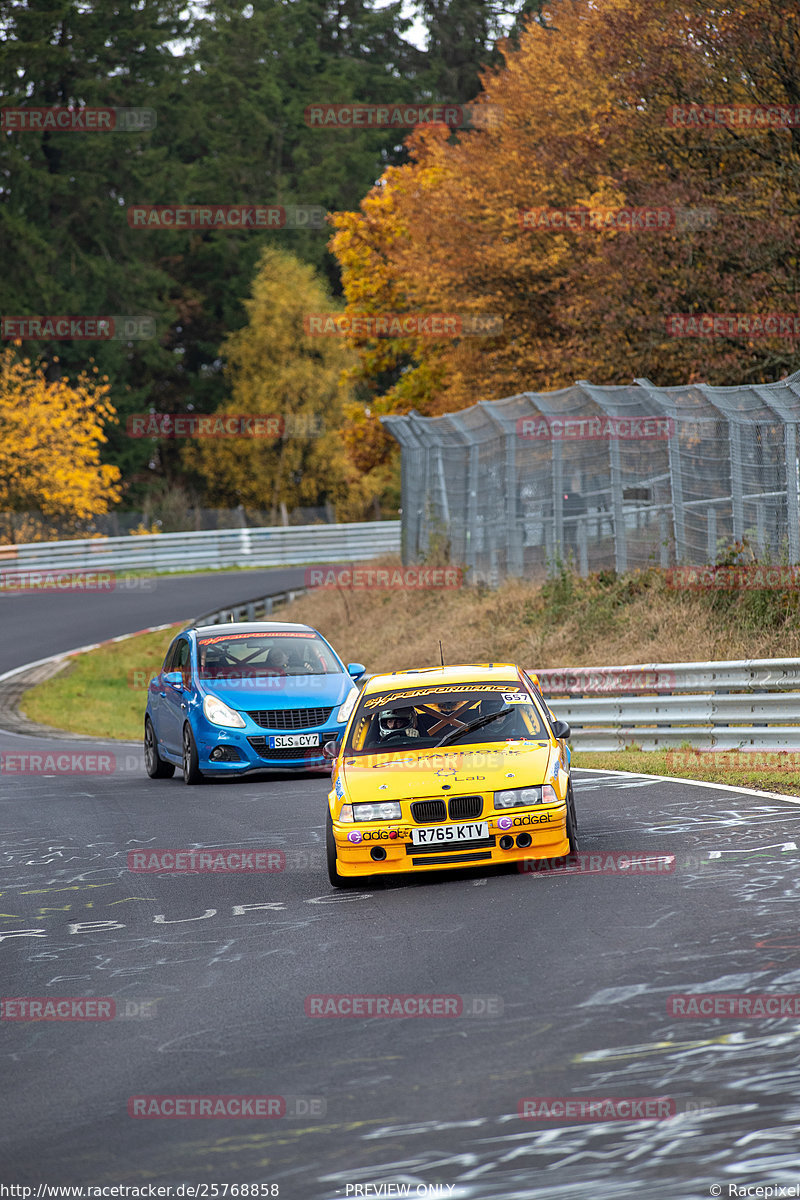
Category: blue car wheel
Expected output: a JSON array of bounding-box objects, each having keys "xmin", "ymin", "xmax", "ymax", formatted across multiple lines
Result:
[
  {"xmin": 182, "ymin": 723, "xmax": 204, "ymax": 786},
  {"xmin": 144, "ymin": 716, "xmax": 175, "ymax": 779}
]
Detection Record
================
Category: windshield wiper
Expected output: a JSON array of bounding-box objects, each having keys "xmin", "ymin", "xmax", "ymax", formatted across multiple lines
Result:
[{"xmin": 436, "ymin": 707, "xmax": 513, "ymax": 748}]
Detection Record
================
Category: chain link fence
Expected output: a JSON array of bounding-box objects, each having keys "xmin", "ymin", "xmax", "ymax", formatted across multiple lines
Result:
[{"xmin": 382, "ymin": 371, "xmax": 800, "ymax": 583}]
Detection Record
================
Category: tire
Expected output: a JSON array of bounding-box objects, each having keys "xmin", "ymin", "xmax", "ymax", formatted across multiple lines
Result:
[
  {"xmin": 182, "ymin": 723, "xmax": 204, "ymax": 785},
  {"xmin": 326, "ymin": 809, "xmax": 362, "ymax": 888},
  {"xmin": 566, "ymin": 780, "xmax": 579, "ymax": 853},
  {"xmin": 144, "ymin": 716, "xmax": 175, "ymax": 779}
]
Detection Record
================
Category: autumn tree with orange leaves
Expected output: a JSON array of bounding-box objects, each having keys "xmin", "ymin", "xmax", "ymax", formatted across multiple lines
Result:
[
  {"xmin": 331, "ymin": 0, "xmax": 800, "ymax": 485},
  {"xmin": 0, "ymin": 345, "xmax": 121, "ymax": 542}
]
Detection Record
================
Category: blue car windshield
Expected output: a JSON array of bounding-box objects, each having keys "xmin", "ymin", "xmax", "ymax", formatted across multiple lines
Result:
[{"xmin": 197, "ymin": 633, "xmax": 340, "ymax": 678}]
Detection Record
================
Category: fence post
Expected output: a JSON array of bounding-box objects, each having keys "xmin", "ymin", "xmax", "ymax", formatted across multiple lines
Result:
[
  {"xmin": 551, "ymin": 439, "xmax": 564, "ymax": 565},
  {"xmin": 608, "ymin": 435, "xmax": 627, "ymax": 574},
  {"xmin": 659, "ymin": 510, "xmax": 670, "ymax": 567},
  {"xmin": 667, "ymin": 430, "xmax": 687, "ymax": 564},
  {"xmin": 577, "ymin": 518, "xmax": 588, "ymax": 576},
  {"xmin": 786, "ymin": 423, "xmax": 800, "ymax": 564},
  {"xmin": 707, "ymin": 508, "xmax": 717, "ymax": 562},
  {"xmin": 729, "ymin": 421, "xmax": 745, "ymax": 543}
]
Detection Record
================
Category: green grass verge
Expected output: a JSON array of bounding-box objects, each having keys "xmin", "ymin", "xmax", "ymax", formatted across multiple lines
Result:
[
  {"xmin": 20, "ymin": 623, "xmax": 184, "ymax": 742},
  {"xmin": 573, "ymin": 749, "xmax": 800, "ymax": 797}
]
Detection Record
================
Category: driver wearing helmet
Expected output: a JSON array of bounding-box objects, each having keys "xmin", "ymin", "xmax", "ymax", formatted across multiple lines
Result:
[
  {"xmin": 200, "ymin": 644, "xmax": 227, "ymax": 678},
  {"xmin": 267, "ymin": 647, "xmax": 290, "ymax": 672},
  {"xmin": 479, "ymin": 694, "xmax": 521, "ymax": 738},
  {"xmin": 378, "ymin": 706, "xmax": 420, "ymax": 741}
]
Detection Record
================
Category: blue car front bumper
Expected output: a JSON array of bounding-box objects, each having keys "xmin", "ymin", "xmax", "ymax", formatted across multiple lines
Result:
[{"xmin": 193, "ymin": 713, "xmax": 345, "ymax": 773}]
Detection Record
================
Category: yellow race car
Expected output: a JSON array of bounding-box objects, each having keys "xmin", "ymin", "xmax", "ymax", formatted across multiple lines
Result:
[{"xmin": 324, "ymin": 664, "xmax": 577, "ymax": 887}]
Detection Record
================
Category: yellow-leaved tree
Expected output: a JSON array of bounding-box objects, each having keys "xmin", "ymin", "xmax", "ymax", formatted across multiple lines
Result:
[
  {"xmin": 331, "ymin": 0, "xmax": 800, "ymax": 485},
  {"xmin": 187, "ymin": 247, "xmax": 379, "ymax": 520},
  {"xmin": 0, "ymin": 344, "xmax": 121, "ymax": 543}
]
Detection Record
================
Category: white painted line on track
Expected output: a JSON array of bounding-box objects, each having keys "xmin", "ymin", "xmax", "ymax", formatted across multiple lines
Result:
[{"xmin": 573, "ymin": 765, "xmax": 800, "ymax": 805}]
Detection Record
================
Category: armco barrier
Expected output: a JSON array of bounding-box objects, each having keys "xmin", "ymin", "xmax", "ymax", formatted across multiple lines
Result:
[
  {"xmin": 538, "ymin": 658, "xmax": 800, "ymax": 751},
  {"xmin": 195, "ymin": 588, "xmax": 309, "ymax": 625},
  {"xmin": 0, "ymin": 522, "xmax": 400, "ymax": 576}
]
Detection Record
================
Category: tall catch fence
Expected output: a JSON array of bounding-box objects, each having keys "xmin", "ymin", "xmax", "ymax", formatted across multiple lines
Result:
[{"xmin": 382, "ymin": 371, "xmax": 800, "ymax": 584}]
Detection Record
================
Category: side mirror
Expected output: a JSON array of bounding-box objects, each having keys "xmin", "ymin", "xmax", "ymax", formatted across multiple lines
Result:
[
  {"xmin": 163, "ymin": 670, "xmax": 184, "ymax": 689},
  {"xmin": 323, "ymin": 738, "xmax": 341, "ymax": 761},
  {"xmin": 347, "ymin": 663, "xmax": 366, "ymax": 678},
  {"xmin": 552, "ymin": 719, "xmax": 571, "ymax": 740}
]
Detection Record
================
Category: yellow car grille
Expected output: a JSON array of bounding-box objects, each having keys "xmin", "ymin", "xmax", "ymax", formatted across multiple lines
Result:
[{"xmin": 409, "ymin": 796, "xmax": 483, "ymax": 823}]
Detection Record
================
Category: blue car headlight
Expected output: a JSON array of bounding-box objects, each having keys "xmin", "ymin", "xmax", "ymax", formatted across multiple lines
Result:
[
  {"xmin": 203, "ymin": 694, "xmax": 246, "ymax": 729},
  {"xmin": 337, "ymin": 687, "xmax": 358, "ymax": 724}
]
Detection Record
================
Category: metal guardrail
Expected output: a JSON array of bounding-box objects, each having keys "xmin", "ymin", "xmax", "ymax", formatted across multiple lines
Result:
[
  {"xmin": 0, "ymin": 522, "xmax": 401, "ymax": 576},
  {"xmin": 538, "ymin": 658, "xmax": 800, "ymax": 751},
  {"xmin": 194, "ymin": 588, "xmax": 310, "ymax": 626}
]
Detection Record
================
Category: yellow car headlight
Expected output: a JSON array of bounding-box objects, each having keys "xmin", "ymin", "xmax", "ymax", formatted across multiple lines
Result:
[
  {"xmin": 494, "ymin": 786, "xmax": 543, "ymax": 808},
  {"xmin": 351, "ymin": 801, "xmax": 403, "ymax": 822}
]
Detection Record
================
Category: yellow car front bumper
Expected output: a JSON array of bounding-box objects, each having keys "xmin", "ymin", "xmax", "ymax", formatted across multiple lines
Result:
[{"xmin": 331, "ymin": 805, "xmax": 569, "ymax": 877}]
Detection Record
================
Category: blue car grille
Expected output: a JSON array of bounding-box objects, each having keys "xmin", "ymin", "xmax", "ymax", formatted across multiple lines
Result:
[{"xmin": 246, "ymin": 706, "xmax": 334, "ymax": 730}]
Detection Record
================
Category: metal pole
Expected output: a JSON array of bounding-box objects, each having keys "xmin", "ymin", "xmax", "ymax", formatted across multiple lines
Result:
[
  {"xmin": 729, "ymin": 421, "xmax": 744, "ymax": 543},
  {"xmin": 608, "ymin": 435, "xmax": 627, "ymax": 573}
]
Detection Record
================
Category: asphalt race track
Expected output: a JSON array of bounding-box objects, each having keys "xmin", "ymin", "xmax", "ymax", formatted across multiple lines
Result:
[{"xmin": 2, "ymin": 574, "xmax": 800, "ymax": 1198}]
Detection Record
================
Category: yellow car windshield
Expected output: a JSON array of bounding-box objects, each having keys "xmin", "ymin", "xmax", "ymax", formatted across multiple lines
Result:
[{"xmin": 345, "ymin": 684, "xmax": 547, "ymax": 755}]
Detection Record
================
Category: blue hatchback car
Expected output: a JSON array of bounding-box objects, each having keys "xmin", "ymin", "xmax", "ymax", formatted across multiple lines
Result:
[{"xmin": 144, "ymin": 621, "xmax": 365, "ymax": 783}]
